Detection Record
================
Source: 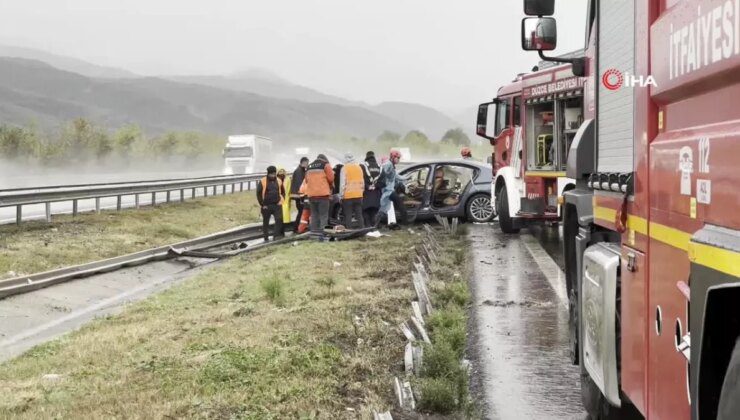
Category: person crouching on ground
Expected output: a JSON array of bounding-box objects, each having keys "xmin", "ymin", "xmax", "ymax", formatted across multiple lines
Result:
[
  {"xmin": 256, "ymin": 166, "xmax": 285, "ymax": 241},
  {"xmin": 379, "ymin": 149, "xmax": 407, "ymax": 226},
  {"xmin": 304, "ymin": 154, "xmax": 334, "ymax": 236},
  {"xmin": 361, "ymin": 151, "xmax": 385, "ymax": 227},
  {"xmin": 290, "ymin": 157, "xmax": 309, "ymax": 232},
  {"xmin": 338, "ymin": 153, "xmax": 366, "ymax": 229}
]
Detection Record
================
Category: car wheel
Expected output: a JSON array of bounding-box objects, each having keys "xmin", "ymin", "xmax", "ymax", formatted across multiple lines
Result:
[
  {"xmin": 496, "ymin": 186, "xmax": 520, "ymax": 233},
  {"xmin": 466, "ymin": 194, "xmax": 495, "ymax": 223}
]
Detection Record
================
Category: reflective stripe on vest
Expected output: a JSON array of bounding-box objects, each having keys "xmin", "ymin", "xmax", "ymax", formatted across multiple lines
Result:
[
  {"xmin": 260, "ymin": 177, "xmax": 284, "ymax": 205},
  {"xmin": 344, "ymin": 163, "xmax": 364, "ymax": 199}
]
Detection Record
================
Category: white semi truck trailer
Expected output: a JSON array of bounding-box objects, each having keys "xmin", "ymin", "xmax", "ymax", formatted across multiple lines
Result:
[{"xmin": 222, "ymin": 134, "xmax": 272, "ymax": 174}]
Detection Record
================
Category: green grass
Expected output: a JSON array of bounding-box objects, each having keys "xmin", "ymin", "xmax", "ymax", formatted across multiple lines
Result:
[
  {"xmin": 0, "ymin": 231, "xmax": 435, "ymax": 418},
  {"xmin": 0, "ymin": 191, "xmax": 262, "ymax": 278},
  {"xmin": 414, "ymin": 232, "xmax": 477, "ymax": 417}
]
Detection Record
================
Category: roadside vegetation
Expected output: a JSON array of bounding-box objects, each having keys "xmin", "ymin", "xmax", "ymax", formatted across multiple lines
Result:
[
  {"xmin": 0, "ymin": 192, "xmax": 262, "ymax": 278},
  {"xmin": 415, "ymin": 228, "xmax": 476, "ymax": 417},
  {"xmin": 0, "ymin": 231, "xmax": 430, "ymax": 418},
  {"xmin": 0, "ymin": 120, "xmax": 224, "ymax": 166},
  {"xmin": 0, "ymin": 118, "xmax": 487, "ymax": 167}
]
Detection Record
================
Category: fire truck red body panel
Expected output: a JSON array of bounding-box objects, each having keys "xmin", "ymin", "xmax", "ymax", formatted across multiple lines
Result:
[{"xmin": 587, "ymin": 1, "xmax": 740, "ymax": 418}]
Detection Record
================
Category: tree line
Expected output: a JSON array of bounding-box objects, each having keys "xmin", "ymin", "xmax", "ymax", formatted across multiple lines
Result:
[
  {"xmin": 0, "ymin": 119, "xmax": 223, "ymax": 165},
  {"xmin": 1, "ymin": 118, "xmax": 482, "ymax": 165}
]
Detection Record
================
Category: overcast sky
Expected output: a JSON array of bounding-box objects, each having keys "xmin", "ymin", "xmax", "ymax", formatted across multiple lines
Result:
[{"xmin": 0, "ymin": 0, "xmax": 587, "ymax": 114}]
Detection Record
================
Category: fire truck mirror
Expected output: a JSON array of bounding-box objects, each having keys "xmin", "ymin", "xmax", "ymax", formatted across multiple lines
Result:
[
  {"xmin": 523, "ymin": 0, "xmax": 554, "ymax": 16},
  {"xmin": 521, "ymin": 17, "xmax": 557, "ymax": 51},
  {"xmin": 476, "ymin": 101, "xmax": 496, "ymax": 141}
]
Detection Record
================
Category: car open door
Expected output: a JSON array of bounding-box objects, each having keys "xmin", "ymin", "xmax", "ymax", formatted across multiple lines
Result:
[{"xmin": 400, "ymin": 165, "xmax": 431, "ymax": 223}]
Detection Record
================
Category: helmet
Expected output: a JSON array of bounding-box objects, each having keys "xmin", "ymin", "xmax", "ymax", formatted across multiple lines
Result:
[
  {"xmin": 389, "ymin": 150, "xmax": 402, "ymax": 160},
  {"xmin": 460, "ymin": 147, "xmax": 472, "ymax": 158}
]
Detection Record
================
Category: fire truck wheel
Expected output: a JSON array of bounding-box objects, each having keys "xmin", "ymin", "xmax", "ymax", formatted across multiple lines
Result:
[
  {"xmin": 718, "ymin": 337, "xmax": 740, "ymax": 420},
  {"xmin": 496, "ymin": 186, "xmax": 520, "ymax": 233}
]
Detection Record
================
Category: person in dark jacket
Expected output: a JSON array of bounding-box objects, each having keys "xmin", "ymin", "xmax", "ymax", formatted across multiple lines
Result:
[
  {"xmin": 289, "ymin": 157, "xmax": 309, "ymax": 232},
  {"xmin": 361, "ymin": 151, "xmax": 385, "ymax": 227},
  {"xmin": 256, "ymin": 166, "xmax": 285, "ymax": 241}
]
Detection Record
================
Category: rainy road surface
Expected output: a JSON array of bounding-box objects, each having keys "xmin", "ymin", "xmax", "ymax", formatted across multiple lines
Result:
[{"xmin": 468, "ymin": 223, "xmax": 585, "ymax": 420}]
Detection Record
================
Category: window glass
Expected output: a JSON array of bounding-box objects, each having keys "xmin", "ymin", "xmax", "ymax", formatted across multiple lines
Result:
[
  {"xmin": 431, "ymin": 165, "xmax": 475, "ymax": 209},
  {"xmin": 513, "ymin": 96, "xmax": 522, "ymax": 126},
  {"xmin": 495, "ymin": 99, "xmax": 510, "ymax": 136}
]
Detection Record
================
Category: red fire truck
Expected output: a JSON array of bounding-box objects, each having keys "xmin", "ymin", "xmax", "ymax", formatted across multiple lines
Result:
[
  {"xmin": 477, "ymin": 58, "xmax": 584, "ymax": 233},
  {"xmin": 519, "ymin": 0, "xmax": 740, "ymax": 419}
]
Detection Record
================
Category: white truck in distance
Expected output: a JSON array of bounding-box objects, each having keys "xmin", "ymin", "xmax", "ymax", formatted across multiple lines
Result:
[{"xmin": 222, "ymin": 135, "xmax": 272, "ymax": 174}]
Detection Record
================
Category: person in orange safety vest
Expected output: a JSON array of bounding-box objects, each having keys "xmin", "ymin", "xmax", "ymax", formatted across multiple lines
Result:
[
  {"xmin": 256, "ymin": 166, "xmax": 285, "ymax": 241},
  {"xmin": 338, "ymin": 153, "xmax": 366, "ymax": 229}
]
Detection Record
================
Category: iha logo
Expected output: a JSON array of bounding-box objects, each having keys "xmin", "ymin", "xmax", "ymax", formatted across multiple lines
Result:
[{"xmin": 601, "ymin": 68, "xmax": 657, "ymax": 90}]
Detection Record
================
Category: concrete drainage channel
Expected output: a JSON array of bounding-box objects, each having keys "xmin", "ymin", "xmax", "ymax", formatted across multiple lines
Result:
[{"xmin": 0, "ymin": 222, "xmax": 299, "ymax": 361}]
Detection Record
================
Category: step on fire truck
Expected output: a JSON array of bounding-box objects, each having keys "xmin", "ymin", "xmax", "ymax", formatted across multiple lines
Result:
[
  {"xmin": 519, "ymin": 0, "xmax": 740, "ymax": 419},
  {"xmin": 477, "ymin": 57, "xmax": 584, "ymax": 233}
]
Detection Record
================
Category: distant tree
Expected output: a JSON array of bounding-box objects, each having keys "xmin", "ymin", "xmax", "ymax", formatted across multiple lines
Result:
[
  {"xmin": 153, "ymin": 132, "xmax": 179, "ymax": 158},
  {"xmin": 402, "ymin": 130, "xmax": 430, "ymax": 148},
  {"xmin": 114, "ymin": 124, "xmax": 143, "ymax": 159},
  {"xmin": 0, "ymin": 125, "xmax": 38, "ymax": 159},
  {"xmin": 377, "ymin": 130, "xmax": 401, "ymax": 144},
  {"xmin": 441, "ymin": 128, "xmax": 471, "ymax": 147},
  {"xmin": 60, "ymin": 118, "xmax": 112, "ymax": 160}
]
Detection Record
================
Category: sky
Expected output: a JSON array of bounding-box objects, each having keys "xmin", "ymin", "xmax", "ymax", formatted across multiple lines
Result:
[{"xmin": 0, "ymin": 0, "xmax": 588, "ymax": 115}]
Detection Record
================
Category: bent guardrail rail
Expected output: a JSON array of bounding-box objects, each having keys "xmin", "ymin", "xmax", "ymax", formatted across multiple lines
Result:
[
  {"xmin": 0, "ymin": 173, "xmax": 265, "ymax": 225},
  {"xmin": 0, "ymin": 222, "xmax": 274, "ymax": 299}
]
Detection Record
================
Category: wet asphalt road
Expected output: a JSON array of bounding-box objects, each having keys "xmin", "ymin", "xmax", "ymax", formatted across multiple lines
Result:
[{"xmin": 468, "ymin": 222, "xmax": 585, "ymax": 420}]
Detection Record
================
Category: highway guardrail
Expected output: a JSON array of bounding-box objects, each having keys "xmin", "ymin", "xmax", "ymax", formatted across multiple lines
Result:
[{"xmin": 0, "ymin": 173, "xmax": 265, "ymax": 225}]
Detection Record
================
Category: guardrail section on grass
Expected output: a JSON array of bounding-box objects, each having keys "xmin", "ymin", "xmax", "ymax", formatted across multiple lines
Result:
[{"xmin": 0, "ymin": 173, "xmax": 266, "ymax": 225}]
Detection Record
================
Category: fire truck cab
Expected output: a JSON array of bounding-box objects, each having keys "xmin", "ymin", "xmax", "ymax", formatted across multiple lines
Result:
[{"xmin": 477, "ymin": 61, "xmax": 583, "ymax": 233}]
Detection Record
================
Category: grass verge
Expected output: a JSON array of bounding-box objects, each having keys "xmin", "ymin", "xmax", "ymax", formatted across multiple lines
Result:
[
  {"xmin": 414, "ymin": 229, "xmax": 477, "ymax": 417},
  {"xmin": 0, "ymin": 231, "xmax": 432, "ymax": 418},
  {"xmin": 0, "ymin": 192, "xmax": 262, "ymax": 278}
]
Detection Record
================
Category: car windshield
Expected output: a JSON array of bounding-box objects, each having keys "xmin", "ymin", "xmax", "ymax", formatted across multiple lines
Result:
[{"xmin": 223, "ymin": 147, "xmax": 253, "ymax": 158}]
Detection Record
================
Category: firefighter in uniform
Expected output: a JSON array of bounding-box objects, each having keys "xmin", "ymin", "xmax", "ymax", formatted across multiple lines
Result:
[{"xmin": 256, "ymin": 166, "xmax": 285, "ymax": 241}]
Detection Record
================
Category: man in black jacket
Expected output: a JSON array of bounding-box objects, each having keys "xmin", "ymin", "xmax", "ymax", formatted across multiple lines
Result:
[
  {"xmin": 290, "ymin": 157, "xmax": 309, "ymax": 232},
  {"xmin": 256, "ymin": 166, "xmax": 285, "ymax": 241},
  {"xmin": 361, "ymin": 151, "xmax": 385, "ymax": 227}
]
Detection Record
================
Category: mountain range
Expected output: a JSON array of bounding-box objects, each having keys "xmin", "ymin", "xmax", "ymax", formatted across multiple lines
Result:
[{"xmin": 0, "ymin": 45, "xmax": 470, "ymax": 141}]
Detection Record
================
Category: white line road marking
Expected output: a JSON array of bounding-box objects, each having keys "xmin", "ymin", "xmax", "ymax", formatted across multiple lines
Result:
[{"xmin": 521, "ymin": 234, "xmax": 568, "ymax": 308}]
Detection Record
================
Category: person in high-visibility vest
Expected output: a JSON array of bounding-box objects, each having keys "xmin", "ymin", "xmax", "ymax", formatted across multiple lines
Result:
[
  {"xmin": 256, "ymin": 166, "xmax": 285, "ymax": 241},
  {"xmin": 338, "ymin": 153, "xmax": 366, "ymax": 229},
  {"xmin": 277, "ymin": 167, "xmax": 291, "ymax": 225}
]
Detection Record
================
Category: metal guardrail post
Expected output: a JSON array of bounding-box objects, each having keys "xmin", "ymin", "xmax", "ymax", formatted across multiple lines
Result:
[
  {"xmin": 95, "ymin": 197, "xmax": 101, "ymax": 214},
  {"xmin": 180, "ymin": 189, "xmax": 184, "ymax": 202},
  {"xmin": 151, "ymin": 192, "xmax": 156, "ymax": 206},
  {"xmin": 222, "ymin": 185, "xmax": 226, "ymax": 194},
  {"xmin": 191, "ymin": 188, "xmax": 195, "ymax": 199},
  {"xmin": 16, "ymin": 205, "xmax": 21, "ymax": 225},
  {"xmin": 240, "ymin": 182, "xmax": 244, "ymax": 192},
  {"xmin": 116, "ymin": 196, "xmax": 122, "ymax": 211},
  {"xmin": 212, "ymin": 186, "xmax": 217, "ymax": 196},
  {"xmin": 72, "ymin": 199, "xmax": 78, "ymax": 217},
  {"xmin": 135, "ymin": 194, "xmax": 140, "ymax": 209},
  {"xmin": 166, "ymin": 191, "xmax": 171, "ymax": 203},
  {"xmin": 204, "ymin": 186, "xmax": 208, "ymax": 197},
  {"xmin": 45, "ymin": 203, "xmax": 51, "ymax": 223}
]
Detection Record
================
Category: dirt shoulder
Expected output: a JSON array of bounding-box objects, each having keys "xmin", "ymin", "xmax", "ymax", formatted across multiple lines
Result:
[
  {"xmin": 0, "ymin": 231, "xmax": 424, "ymax": 418},
  {"xmin": 0, "ymin": 192, "xmax": 262, "ymax": 278}
]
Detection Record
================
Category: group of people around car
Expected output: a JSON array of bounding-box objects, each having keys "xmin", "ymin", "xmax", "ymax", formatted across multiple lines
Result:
[{"xmin": 257, "ymin": 149, "xmax": 407, "ymax": 241}]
